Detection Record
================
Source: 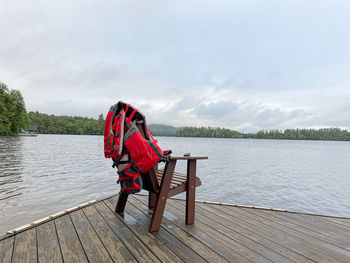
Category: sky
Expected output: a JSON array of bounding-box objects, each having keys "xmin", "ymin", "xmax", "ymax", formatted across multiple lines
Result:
[{"xmin": 1, "ymin": 0, "xmax": 350, "ymax": 132}]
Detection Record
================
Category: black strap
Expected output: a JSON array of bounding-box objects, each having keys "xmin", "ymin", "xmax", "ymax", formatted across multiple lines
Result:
[
  {"xmin": 163, "ymin": 150, "xmax": 172, "ymax": 157},
  {"xmin": 112, "ymin": 160, "xmax": 130, "ymax": 168}
]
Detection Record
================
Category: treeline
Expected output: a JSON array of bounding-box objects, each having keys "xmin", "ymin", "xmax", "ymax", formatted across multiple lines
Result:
[
  {"xmin": 27, "ymin": 111, "xmax": 105, "ymax": 135},
  {"xmin": 2, "ymin": 81, "xmax": 350, "ymax": 141},
  {"xmin": 256, "ymin": 128, "xmax": 350, "ymax": 141},
  {"xmin": 0, "ymin": 82, "xmax": 27, "ymax": 135},
  {"xmin": 174, "ymin": 127, "xmax": 350, "ymax": 141},
  {"xmin": 175, "ymin": 126, "xmax": 243, "ymax": 138}
]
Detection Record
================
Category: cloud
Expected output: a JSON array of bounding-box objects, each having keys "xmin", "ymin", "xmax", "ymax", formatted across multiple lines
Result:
[
  {"xmin": 1, "ymin": 0, "xmax": 350, "ymax": 130},
  {"xmin": 254, "ymin": 108, "xmax": 310, "ymax": 128},
  {"xmin": 143, "ymin": 98, "xmax": 312, "ymax": 132},
  {"xmin": 194, "ymin": 101, "xmax": 239, "ymax": 118}
]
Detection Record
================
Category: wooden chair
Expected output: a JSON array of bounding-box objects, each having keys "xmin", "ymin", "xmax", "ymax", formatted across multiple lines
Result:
[{"xmin": 114, "ymin": 104, "xmax": 207, "ymax": 232}]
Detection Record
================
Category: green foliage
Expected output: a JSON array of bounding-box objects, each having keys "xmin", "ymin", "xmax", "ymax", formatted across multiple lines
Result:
[
  {"xmin": 27, "ymin": 111, "xmax": 104, "ymax": 135},
  {"xmin": 256, "ymin": 128, "xmax": 350, "ymax": 141},
  {"xmin": 0, "ymin": 82, "xmax": 27, "ymax": 135},
  {"xmin": 176, "ymin": 126, "xmax": 243, "ymax": 138}
]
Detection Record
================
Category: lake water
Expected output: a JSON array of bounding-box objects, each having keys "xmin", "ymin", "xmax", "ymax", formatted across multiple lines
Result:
[{"xmin": 1, "ymin": 134, "xmax": 350, "ymax": 235}]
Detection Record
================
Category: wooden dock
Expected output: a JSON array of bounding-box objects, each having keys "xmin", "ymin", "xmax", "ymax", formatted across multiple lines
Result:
[{"xmin": 1, "ymin": 194, "xmax": 350, "ymax": 263}]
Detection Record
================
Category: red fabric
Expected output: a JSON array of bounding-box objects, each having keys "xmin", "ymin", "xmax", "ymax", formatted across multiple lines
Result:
[
  {"xmin": 121, "ymin": 163, "xmax": 141, "ymax": 192},
  {"xmin": 124, "ymin": 130, "xmax": 160, "ymax": 173},
  {"xmin": 104, "ymin": 111, "xmax": 114, "ymax": 158},
  {"xmin": 124, "ymin": 104, "xmax": 130, "ymax": 115},
  {"xmin": 147, "ymin": 128, "xmax": 156, "ymax": 141},
  {"xmin": 146, "ymin": 127, "xmax": 166, "ymax": 156},
  {"xmin": 128, "ymin": 108, "xmax": 138, "ymax": 121},
  {"xmin": 104, "ymin": 110, "xmax": 125, "ymax": 161}
]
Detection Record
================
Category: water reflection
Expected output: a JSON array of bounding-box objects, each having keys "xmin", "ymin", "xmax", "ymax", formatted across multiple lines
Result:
[
  {"xmin": 0, "ymin": 135, "xmax": 119, "ymax": 235},
  {"xmin": 0, "ymin": 135, "xmax": 350, "ymax": 235},
  {"xmin": 0, "ymin": 137, "xmax": 24, "ymax": 201}
]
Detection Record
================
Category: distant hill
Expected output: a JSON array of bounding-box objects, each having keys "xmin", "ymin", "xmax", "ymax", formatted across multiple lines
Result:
[{"xmin": 148, "ymin": 124, "xmax": 177, "ymax": 136}]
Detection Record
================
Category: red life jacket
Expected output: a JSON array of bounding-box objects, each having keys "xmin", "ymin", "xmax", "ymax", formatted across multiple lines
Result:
[
  {"xmin": 104, "ymin": 102, "xmax": 171, "ymax": 194},
  {"xmin": 124, "ymin": 120, "xmax": 170, "ymax": 173}
]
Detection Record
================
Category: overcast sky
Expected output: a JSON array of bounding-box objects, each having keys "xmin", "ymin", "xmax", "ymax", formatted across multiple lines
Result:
[{"xmin": 1, "ymin": 0, "xmax": 350, "ymax": 131}]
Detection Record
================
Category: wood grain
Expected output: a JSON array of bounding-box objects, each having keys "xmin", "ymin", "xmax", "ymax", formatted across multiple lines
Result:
[{"xmin": 37, "ymin": 221, "xmax": 63, "ymax": 263}]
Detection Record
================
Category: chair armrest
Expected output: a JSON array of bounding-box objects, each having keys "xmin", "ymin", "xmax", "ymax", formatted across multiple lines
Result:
[{"xmin": 171, "ymin": 156, "xmax": 208, "ymax": 160}]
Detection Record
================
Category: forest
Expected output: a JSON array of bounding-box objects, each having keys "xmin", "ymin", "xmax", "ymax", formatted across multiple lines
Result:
[
  {"xmin": 175, "ymin": 126, "xmax": 243, "ymax": 138},
  {"xmin": 27, "ymin": 111, "xmax": 105, "ymax": 135},
  {"xmin": 1, "ymin": 81, "xmax": 350, "ymax": 141},
  {"xmin": 256, "ymin": 128, "xmax": 350, "ymax": 141},
  {"xmin": 26, "ymin": 113, "xmax": 175, "ymax": 136},
  {"xmin": 0, "ymin": 82, "xmax": 27, "ymax": 135},
  {"xmin": 176, "ymin": 127, "xmax": 350, "ymax": 141}
]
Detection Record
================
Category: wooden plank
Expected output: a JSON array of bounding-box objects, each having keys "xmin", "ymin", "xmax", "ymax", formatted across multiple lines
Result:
[
  {"xmin": 198, "ymin": 202, "xmax": 316, "ymax": 263},
  {"xmin": 149, "ymin": 160, "xmax": 176, "ymax": 232},
  {"xmin": 168, "ymin": 180, "xmax": 201, "ymax": 198},
  {"xmin": 147, "ymin": 168, "xmax": 160, "ymax": 192},
  {"xmin": 156, "ymin": 174, "xmax": 185, "ymax": 184},
  {"xmin": 156, "ymin": 176, "xmax": 184, "ymax": 189},
  {"xmin": 156, "ymin": 170, "xmax": 201, "ymax": 182},
  {"xmin": 70, "ymin": 209, "xmax": 113, "ymax": 263},
  {"xmin": 37, "ymin": 221, "xmax": 63, "ymax": 263},
  {"xmin": 205, "ymin": 203, "xmax": 333, "ymax": 263},
  {"xmin": 120, "ymin": 197, "xmax": 207, "ymax": 263},
  {"xmin": 174, "ymin": 199, "xmax": 314, "ymax": 263},
  {"xmin": 82, "ymin": 205, "xmax": 136, "ymax": 263},
  {"xmin": 115, "ymin": 193, "xmax": 129, "ymax": 213},
  {"xmin": 6, "ymin": 200, "xmax": 97, "ymax": 235},
  {"xmin": 155, "ymin": 171, "xmax": 201, "ymax": 187},
  {"xmin": 169, "ymin": 199, "xmax": 294, "ymax": 263},
  {"xmin": 156, "ymin": 175, "xmax": 201, "ymax": 190},
  {"xmin": 148, "ymin": 192, "xmax": 156, "ymax": 209},
  {"xmin": 150, "ymin": 196, "xmax": 272, "ymax": 263},
  {"xmin": 55, "ymin": 214, "xmax": 88, "ymax": 263},
  {"xmin": 186, "ymin": 159, "xmax": 196, "ymax": 225},
  {"xmin": 0, "ymin": 236, "xmax": 14, "ymax": 263},
  {"xmin": 128, "ymin": 195, "xmax": 231, "ymax": 263},
  {"xmin": 278, "ymin": 211, "xmax": 350, "ymax": 238},
  {"xmin": 104, "ymin": 196, "xmax": 191, "ymax": 263},
  {"xmin": 318, "ymin": 216, "xmax": 350, "ymax": 228},
  {"xmin": 171, "ymin": 156, "xmax": 208, "ymax": 160},
  {"xmin": 94, "ymin": 200, "xmax": 160, "ymax": 263},
  {"xmin": 247, "ymin": 208, "xmax": 350, "ymax": 250},
  {"xmin": 12, "ymin": 228, "xmax": 37, "ymax": 263},
  {"xmin": 156, "ymin": 170, "xmax": 186, "ymax": 179},
  {"xmin": 221, "ymin": 205, "xmax": 350, "ymax": 263},
  {"xmin": 133, "ymin": 194, "xmax": 252, "ymax": 263}
]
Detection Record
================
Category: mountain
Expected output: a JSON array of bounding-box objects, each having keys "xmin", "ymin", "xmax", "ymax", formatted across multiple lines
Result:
[{"xmin": 148, "ymin": 124, "xmax": 177, "ymax": 136}]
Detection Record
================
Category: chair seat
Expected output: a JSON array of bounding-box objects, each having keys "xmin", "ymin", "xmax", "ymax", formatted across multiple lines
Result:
[{"xmin": 155, "ymin": 170, "xmax": 201, "ymax": 197}]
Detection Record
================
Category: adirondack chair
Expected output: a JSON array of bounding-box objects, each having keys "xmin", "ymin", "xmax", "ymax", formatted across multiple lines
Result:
[{"xmin": 114, "ymin": 103, "xmax": 207, "ymax": 232}]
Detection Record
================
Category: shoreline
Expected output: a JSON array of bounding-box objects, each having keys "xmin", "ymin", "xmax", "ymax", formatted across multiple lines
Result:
[{"xmin": 2, "ymin": 133, "xmax": 350, "ymax": 142}]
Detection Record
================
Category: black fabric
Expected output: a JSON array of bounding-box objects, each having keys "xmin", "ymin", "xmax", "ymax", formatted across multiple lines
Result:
[{"xmin": 117, "ymin": 164, "xmax": 143, "ymax": 195}]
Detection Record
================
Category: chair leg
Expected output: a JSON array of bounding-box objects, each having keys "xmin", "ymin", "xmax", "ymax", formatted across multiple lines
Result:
[
  {"xmin": 115, "ymin": 193, "xmax": 129, "ymax": 213},
  {"xmin": 148, "ymin": 192, "xmax": 156, "ymax": 209},
  {"xmin": 149, "ymin": 160, "xmax": 177, "ymax": 232},
  {"xmin": 186, "ymin": 159, "xmax": 197, "ymax": 225}
]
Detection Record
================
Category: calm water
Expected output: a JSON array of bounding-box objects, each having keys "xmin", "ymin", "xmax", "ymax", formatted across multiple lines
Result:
[{"xmin": 1, "ymin": 134, "xmax": 350, "ymax": 235}]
